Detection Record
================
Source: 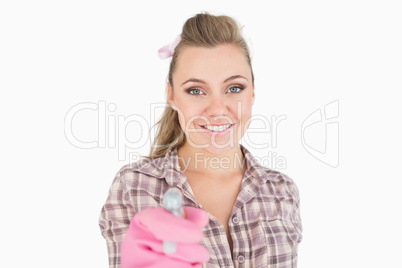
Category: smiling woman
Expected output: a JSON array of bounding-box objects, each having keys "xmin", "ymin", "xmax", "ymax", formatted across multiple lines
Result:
[
  {"xmin": 99, "ymin": 12, "xmax": 302, "ymax": 268},
  {"xmin": 168, "ymin": 43, "xmax": 254, "ymax": 157}
]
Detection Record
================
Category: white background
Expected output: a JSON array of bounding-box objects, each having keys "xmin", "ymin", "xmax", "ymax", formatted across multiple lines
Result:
[{"xmin": 1, "ymin": 0, "xmax": 401, "ymax": 267}]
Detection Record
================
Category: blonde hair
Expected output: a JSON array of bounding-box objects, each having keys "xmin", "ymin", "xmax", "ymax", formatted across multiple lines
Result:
[{"xmin": 146, "ymin": 12, "xmax": 254, "ymax": 159}]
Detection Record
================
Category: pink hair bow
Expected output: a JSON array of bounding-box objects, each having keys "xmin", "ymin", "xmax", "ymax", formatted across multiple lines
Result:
[{"xmin": 158, "ymin": 35, "xmax": 181, "ymax": 59}]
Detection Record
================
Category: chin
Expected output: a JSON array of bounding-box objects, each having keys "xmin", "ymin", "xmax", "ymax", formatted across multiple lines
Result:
[{"xmin": 204, "ymin": 142, "xmax": 240, "ymax": 155}]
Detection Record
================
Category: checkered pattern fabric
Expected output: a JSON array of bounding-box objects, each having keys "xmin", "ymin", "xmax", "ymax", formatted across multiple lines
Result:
[{"xmin": 99, "ymin": 144, "xmax": 302, "ymax": 267}]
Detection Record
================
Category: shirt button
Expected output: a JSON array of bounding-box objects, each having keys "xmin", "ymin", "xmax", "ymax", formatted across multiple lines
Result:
[
  {"xmin": 237, "ymin": 255, "xmax": 245, "ymax": 263},
  {"xmin": 232, "ymin": 216, "xmax": 239, "ymax": 224}
]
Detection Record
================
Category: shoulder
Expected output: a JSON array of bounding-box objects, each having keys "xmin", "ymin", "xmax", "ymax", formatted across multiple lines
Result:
[
  {"xmin": 263, "ymin": 168, "xmax": 300, "ymax": 201},
  {"xmin": 112, "ymin": 156, "xmax": 169, "ymax": 186},
  {"xmin": 241, "ymin": 145, "xmax": 300, "ymax": 200},
  {"xmin": 107, "ymin": 155, "xmax": 175, "ymax": 211},
  {"xmin": 117, "ymin": 156, "xmax": 167, "ymax": 176}
]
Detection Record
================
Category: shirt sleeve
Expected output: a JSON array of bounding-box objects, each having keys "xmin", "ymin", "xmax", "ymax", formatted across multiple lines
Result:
[
  {"xmin": 291, "ymin": 181, "xmax": 303, "ymax": 243},
  {"xmin": 99, "ymin": 168, "xmax": 135, "ymax": 268},
  {"xmin": 281, "ymin": 173, "xmax": 303, "ymax": 267}
]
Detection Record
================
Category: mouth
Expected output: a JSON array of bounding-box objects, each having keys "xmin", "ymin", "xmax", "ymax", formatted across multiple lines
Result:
[{"xmin": 199, "ymin": 123, "xmax": 234, "ymax": 132}]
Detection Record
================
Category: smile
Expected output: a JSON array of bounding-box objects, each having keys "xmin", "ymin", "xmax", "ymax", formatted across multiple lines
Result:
[{"xmin": 200, "ymin": 124, "xmax": 233, "ymax": 132}]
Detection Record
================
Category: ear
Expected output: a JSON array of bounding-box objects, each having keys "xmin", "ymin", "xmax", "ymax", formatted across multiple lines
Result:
[{"xmin": 167, "ymin": 82, "xmax": 177, "ymax": 110}]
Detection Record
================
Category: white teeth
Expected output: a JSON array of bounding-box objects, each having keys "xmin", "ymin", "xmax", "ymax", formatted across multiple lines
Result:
[{"xmin": 203, "ymin": 124, "xmax": 232, "ymax": 132}]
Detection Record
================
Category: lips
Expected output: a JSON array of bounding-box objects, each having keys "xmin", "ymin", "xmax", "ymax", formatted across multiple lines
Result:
[{"xmin": 200, "ymin": 124, "xmax": 234, "ymax": 132}]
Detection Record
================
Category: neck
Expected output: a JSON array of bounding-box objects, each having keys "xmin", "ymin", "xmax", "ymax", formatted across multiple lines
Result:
[{"xmin": 177, "ymin": 142, "xmax": 246, "ymax": 175}]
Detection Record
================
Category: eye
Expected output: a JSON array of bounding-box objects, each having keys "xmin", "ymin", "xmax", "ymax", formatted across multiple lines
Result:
[
  {"xmin": 227, "ymin": 85, "xmax": 244, "ymax": 93},
  {"xmin": 186, "ymin": 88, "xmax": 204, "ymax": 95}
]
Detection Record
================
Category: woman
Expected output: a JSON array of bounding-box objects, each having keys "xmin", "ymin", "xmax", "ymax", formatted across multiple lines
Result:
[{"xmin": 99, "ymin": 12, "xmax": 302, "ymax": 268}]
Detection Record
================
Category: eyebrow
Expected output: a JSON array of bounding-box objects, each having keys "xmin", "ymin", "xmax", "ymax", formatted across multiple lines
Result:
[{"xmin": 180, "ymin": 75, "xmax": 248, "ymax": 87}]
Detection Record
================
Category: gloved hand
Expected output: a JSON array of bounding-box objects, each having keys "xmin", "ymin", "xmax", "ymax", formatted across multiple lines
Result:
[{"xmin": 121, "ymin": 206, "xmax": 210, "ymax": 268}]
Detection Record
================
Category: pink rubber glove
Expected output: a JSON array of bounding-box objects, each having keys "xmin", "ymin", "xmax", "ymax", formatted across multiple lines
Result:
[{"xmin": 121, "ymin": 206, "xmax": 210, "ymax": 268}]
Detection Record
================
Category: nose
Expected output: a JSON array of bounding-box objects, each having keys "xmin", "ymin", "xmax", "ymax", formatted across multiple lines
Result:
[{"xmin": 206, "ymin": 94, "xmax": 228, "ymax": 117}]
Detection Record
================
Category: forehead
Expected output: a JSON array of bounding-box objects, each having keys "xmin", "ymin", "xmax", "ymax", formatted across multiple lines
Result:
[{"xmin": 173, "ymin": 44, "xmax": 252, "ymax": 83}]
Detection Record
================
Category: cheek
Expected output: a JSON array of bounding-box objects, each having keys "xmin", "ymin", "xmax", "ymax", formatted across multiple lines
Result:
[
  {"xmin": 176, "ymin": 102, "xmax": 201, "ymax": 128},
  {"xmin": 233, "ymin": 99, "xmax": 253, "ymax": 120},
  {"xmin": 241, "ymin": 111, "xmax": 253, "ymax": 131},
  {"xmin": 236, "ymin": 101, "xmax": 253, "ymax": 133}
]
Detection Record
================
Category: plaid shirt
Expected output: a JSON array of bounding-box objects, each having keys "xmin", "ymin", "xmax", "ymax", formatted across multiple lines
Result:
[{"xmin": 99, "ymin": 144, "xmax": 302, "ymax": 268}]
